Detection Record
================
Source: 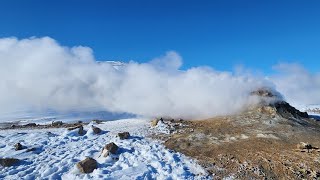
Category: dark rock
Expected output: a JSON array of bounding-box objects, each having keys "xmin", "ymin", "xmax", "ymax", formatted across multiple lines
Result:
[
  {"xmin": 118, "ymin": 132, "xmax": 130, "ymax": 140},
  {"xmin": 52, "ymin": 121, "xmax": 63, "ymax": 126},
  {"xmin": 92, "ymin": 126, "xmax": 102, "ymax": 134},
  {"xmin": 92, "ymin": 120, "xmax": 103, "ymax": 124},
  {"xmin": 67, "ymin": 125, "xmax": 82, "ymax": 131},
  {"xmin": 78, "ymin": 126, "xmax": 85, "ymax": 135},
  {"xmin": 14, "ymin": 143, "xmax": 23, "ymax": 151},
  {"xmin": 274, "ymin": 101, "xmax": 309, "ymax": 119},
  {"xmin": 104, "ymin": 142, "xmax": 118, "ymax": 154},
  {"xmin": 76, "ymin": 157, "xmax": 97, "ymax": 173},
  {"xmin": 24, "ymin": 123, "xmax": 37, "ymax": 127},
  {"xmin": 26, "ymin": 147, "xmax": 36, "ymax": 152},
  {"xmin": 0, "ymin": 158, "xmax": 19, "ymax": 167}
]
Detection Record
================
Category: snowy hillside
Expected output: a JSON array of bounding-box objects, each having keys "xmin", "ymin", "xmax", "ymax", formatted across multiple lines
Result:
[{"xmin": 0, "ymin": 119, "xmax": 209, "ymax": 179}]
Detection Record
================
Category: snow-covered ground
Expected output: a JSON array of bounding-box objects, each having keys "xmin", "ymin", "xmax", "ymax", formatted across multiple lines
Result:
[
  {"xmin": 0, "ymin": 109, "xmax": 135, "ymax": 128},
  {"xmin": 295, "ymin": 104, "xmax": 320, "ymax": 120},
  {"xmin": 0, "ymin": 118, "xmax": 210, "ymax": 180}
]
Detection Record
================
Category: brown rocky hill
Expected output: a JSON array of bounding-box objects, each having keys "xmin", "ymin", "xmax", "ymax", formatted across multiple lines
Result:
[{"xmin": 152, "ymin": 90, "xmax": 320, "ymax": 179}]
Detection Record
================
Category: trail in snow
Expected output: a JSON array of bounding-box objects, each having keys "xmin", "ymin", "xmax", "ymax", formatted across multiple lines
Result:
[{"xmin": 0, "ymin": 119, "xmax": 210, "ymax": 180}]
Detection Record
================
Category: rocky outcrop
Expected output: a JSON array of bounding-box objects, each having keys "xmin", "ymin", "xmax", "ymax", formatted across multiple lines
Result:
[
  {"xmin": 76, "ymin": 157, "xmax": 97, "ymax": 173},
  {"xmin": 273, "ymin": 101, "xmax": 308, "ymax": 119}
]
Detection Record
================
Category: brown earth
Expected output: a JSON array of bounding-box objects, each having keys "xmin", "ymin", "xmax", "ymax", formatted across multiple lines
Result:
[{"xmin": 153, "ymin": 104, "xmax": 320, "ymax": 179}]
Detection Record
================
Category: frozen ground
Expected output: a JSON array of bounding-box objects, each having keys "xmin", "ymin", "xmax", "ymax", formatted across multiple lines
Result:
[
  {"xmin": 0, "ymin": 109, "xmax": 135, "ymax": 128},
  {"xmin": 296, "ymin": 104, "xmax": 320, "ymax": 120},
  {"xmin": 0, "ymin": 118, "xmax": 210, "ymax": 180}
]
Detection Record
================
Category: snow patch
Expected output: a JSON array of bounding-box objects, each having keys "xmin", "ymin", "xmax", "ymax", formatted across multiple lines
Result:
[{"xmin": 0, "ymin": 119, "xmax": 210, "ymax": 179}]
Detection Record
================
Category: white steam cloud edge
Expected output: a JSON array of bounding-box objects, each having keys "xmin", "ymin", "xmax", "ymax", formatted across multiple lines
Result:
[
  {"xmin": 0, "ymin": 37, "xmax": 318, "ymax": 120},
  {"xmin": 271, "ymin": 63, "xmax": 320, "ymax": 106}
]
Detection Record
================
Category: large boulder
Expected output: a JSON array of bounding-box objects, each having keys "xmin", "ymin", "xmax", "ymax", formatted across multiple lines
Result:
[
  {"xmin": 101, "ymin": 142, "xmax": 119, "ymax": 157},
  {"xmin": 0, "ymin": 158, "xmax": 19, "ymax": 167},
  {"xmin": 76, "ymin": 157, "xmax": 97, "ymax": 173},
  {"xmin": 118, "ymin": 132, "xmax": 130, "ymax": 140}
]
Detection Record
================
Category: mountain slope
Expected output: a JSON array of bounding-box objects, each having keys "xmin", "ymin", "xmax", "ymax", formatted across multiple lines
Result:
[{"xmin": 153, "ymin": 95, "xmax": 320, "ymax": 179}]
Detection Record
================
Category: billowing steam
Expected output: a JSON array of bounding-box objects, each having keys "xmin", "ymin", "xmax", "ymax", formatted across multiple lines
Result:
[
  {"xmin": 271, "ymin": 63, "xmax": 320, "ymax": 106},
  {"xmin": 0, "ymin": 37, "xmax": 318, "ymax": 120}
]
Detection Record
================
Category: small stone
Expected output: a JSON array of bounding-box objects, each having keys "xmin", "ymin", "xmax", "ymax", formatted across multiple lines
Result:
[
  {"xmin": 92, "ymin": 126, "xmax": 102, "ymax": 134},
  {"xmin": 76, "ymin": 157, "xmax": 97, "ymax": 173},
  {"xmin": 52, "ymin": 121, "xmax": 63, "ymax": 127},
  {"xmin": 0, "ymin": 158, "xmax": 19, "ymax": 167},
  {"xmin": 118, "ymin": 132, "xmax": 130, "ymax": 140},
  {"xmin": 104, "ymin": 142, "xmax": 118, "ymax": 154},
  {"xmin": 14, "ymin": 143, "xmax": 23, "ymax": 151}
]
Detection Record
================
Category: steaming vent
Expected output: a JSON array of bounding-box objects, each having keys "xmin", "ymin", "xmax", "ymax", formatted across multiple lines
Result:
[{"xmin": 250, "ymin": 88, "xmax": 308, "ymax": 119}]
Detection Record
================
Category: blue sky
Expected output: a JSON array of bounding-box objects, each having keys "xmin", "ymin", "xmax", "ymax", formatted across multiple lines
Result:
[{"xmin": 0, "ymin": 0, "xmax": 320, "ymax": 73}]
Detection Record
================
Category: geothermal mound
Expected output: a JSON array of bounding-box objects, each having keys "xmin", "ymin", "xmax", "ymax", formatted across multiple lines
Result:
[{"xmin": 153, "ymin": 89, "xmax": 320, "ymax": 179}]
